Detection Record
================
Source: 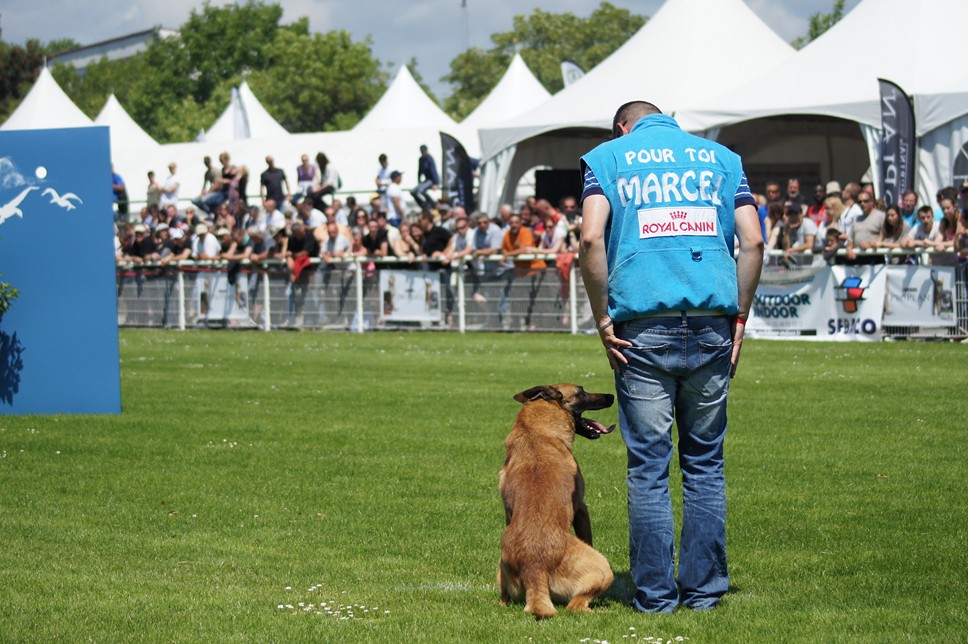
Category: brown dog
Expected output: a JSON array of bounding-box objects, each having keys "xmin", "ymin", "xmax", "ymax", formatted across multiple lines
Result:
[{"xmin": 498, "ymin": 384, "xmax": 615, "ymax": 619}]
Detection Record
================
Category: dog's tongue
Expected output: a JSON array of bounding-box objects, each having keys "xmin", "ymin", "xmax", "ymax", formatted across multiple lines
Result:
[
  {"xmin": 589, "ymin": 420, "xmax": 615, "ymax": 435},
  {"xmin": 579, "ymin": 418, "xmax": 615, "ymax": 439}
]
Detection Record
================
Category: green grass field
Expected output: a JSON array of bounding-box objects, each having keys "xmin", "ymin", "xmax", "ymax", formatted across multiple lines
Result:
[{"xmin": 1, "ymin": 330, "xmax": 966, "ymax": 642}]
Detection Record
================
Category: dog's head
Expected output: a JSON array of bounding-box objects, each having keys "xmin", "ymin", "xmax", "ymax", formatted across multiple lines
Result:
[{"xmin": 513, "ymin": 384, "xmax": 615, "ymax": 440}]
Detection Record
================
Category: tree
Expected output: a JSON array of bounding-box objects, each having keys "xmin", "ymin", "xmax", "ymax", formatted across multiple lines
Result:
[
  {"xmin": 42, "ymin": 2, "xmax": 387, "ymax": 142},
  {"xmin": 791, "ymin": 0, "xmax": 845, "ymax": 49},
  {"xmin": 442, "ymin": 2, "xmax": 646, "ymax": 120},
  {"xmin": 247, "ymin": 28, "xmax": 387, "ymax": 132},
  {"xmin": 0, "ymin": 38, "xmax": 78, "ymax": 124}
]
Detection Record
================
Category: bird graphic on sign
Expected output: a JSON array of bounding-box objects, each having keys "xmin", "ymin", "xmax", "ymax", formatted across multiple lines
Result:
[
  {"xmin": 0, "ymin": 186, "xmax": 38, "ymax": 225},
  {"xmin": 42, "ymin": 187, "xmax": 83, "ymax": 211}
]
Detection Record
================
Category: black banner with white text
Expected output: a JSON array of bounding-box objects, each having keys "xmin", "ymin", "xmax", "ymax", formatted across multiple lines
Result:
[
  {"xmin": 440, "ymin": 132, "xmax": 475, "ymax": 212},
  {"xmin": 878, "ymin": 78, "xmax": 916, "ymax": 207}
]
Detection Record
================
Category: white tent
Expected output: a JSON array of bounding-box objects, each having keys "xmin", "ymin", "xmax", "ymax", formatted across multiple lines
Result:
[
  {"xmin": 461, "ymin": 53, "xmax": 550, "ymax": 131},
  {"xmin": 94, "ymin": 94, "xmax": 159, "ymax": 154},
  {"xmin": 672, "ymin": 0, "xmax": 968, "ymax": 203},
  {"xmin": 477, "ymin": 0, "xmax": 795, "ymax": 213},
  {"xmin": 915, "ymin": 76, "xmax": 968, "ymax": 201},
  {"xmin": 354, "ymin": 65, "xmax": 459, "ymax": 133},
  {"xmin": 0, "ymin": 67, "xmax": 94, "ymax": 131},
  {"xmin": 201, "ymin": 80, "xmax": 289, "ymax": 142},
  {"xmin": 678, "ymin": 0, "xmax": 968, "ymax": 135}
]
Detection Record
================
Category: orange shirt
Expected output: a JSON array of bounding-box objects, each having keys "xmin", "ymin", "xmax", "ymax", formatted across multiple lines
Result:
[{"xmin": 502, "ymin": 226, "xmax": 546, "ymax": 274}]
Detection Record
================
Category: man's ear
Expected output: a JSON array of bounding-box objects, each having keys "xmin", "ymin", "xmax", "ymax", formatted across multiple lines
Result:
[{"xmin": 513, "ymin": 386, "xmax": 562, "ymax": 404}]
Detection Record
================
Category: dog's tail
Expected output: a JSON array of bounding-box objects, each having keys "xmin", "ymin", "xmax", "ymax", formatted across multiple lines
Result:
[{"xmin": 522, "ymin": 569, "xmax": 556, "ymax": 619}]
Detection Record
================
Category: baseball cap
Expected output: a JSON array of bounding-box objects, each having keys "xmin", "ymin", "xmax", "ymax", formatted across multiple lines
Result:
[
  {"xmin": 215, "ymin": 227, "xmax": 230, "ymax": 236},
  {"xmin": 154, "ymin": 223, "xmax": 169, "ymax": 233},
  {"xmin": 133, "ymin": 224, "xmax": 148, "ymax": 234},
  {"xmin": 390, "ymin": 170, "xmax": 403, "ymax": 180},
  {"xmin": 169, "ymin": 228, "xmax": 185, "ymax": 240},
  {"xmin": 195, "ymin": 223, "xmax": 209, "ymax": 236}
]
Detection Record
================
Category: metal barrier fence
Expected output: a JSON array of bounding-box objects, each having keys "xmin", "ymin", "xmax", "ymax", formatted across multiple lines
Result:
[
  {"xmin": 116, "ymin": 255, "xmax": 594, "ymax": 334},
  {"xmin": 116, "ymin": 250, "xmax": 968, "ymax": 339}
]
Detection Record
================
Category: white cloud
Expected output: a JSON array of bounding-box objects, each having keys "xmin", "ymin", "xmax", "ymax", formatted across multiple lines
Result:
[{"xmin": 0, "ymin": 158, "xmax": 28, "ymax": 190}]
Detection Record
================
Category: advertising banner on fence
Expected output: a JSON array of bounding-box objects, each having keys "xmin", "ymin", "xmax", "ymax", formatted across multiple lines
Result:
[
  {"xmin": 823, "ymin": 265, "xmax": 887, "ymax": 341},
  {"xmin": 883, "ymin": 266, "xmax": 955, "ymax": 326},
  {"xmin": 748, "ymin": 265, "xmax": 895, "ymax": 341},
  {"xmin": 197, "ymin": 273, "xmax": 252, "ymax": 324},
  {"xmin": 748, "ymin": 266, "xmax": 830, "ymax": 338},
  {"xmin": 379, "ymin": 270, "xmax": 441, "ymax": 322}
]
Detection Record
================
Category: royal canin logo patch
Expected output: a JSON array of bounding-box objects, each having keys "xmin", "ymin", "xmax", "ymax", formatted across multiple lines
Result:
[{"xmin": 637, "ymin": 207, "xmax": 717, "ymax": 239}]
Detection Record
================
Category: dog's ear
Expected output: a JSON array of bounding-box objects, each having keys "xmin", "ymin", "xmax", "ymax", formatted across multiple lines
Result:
[{"xmin": 513, "ymin": 386, "xmax": 562, "ymax": 404}]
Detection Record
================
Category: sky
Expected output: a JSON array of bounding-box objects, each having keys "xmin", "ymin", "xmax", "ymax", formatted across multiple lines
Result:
[{"xmin": 0, "ymin": 0, "xmax": 860, "ymax": 98}]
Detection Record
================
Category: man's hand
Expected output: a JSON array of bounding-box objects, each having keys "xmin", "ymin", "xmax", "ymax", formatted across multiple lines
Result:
[
  {"xmin": 729, "ymin": 317, "xmax": 746, "ymax": 377},
  {"xmin": 597, "ymin": 318, "xmax": 631, "ymax": 372}
]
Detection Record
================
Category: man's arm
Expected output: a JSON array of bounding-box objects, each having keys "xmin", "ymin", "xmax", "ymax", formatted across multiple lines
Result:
[
  {"xmin": 579, "ymin": 194, "xmax": 630, "ymax": 371},
  {"xmin": 786, "ymin": 232, "xmax": 815, "ymax": 256},
  {"xmin": 732, "ymin": 203, "xmax": 765, "ymax": 377}
]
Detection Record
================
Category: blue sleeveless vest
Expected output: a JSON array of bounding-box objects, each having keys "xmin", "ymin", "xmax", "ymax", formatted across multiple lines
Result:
[{"xmin": 581, "ymin": 114, "xmax": 743, "ymax": 321}]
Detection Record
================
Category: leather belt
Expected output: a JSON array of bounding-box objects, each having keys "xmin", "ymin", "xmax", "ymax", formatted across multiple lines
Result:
[{"xmin": 636, "ymin": 309, "xmax": 728, "ymax": 319}]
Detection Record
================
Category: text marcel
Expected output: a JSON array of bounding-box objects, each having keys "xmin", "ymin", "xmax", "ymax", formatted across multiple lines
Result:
[{"xmin": 618, "ymin": 148, "xmax": 724, "ymax": 208}]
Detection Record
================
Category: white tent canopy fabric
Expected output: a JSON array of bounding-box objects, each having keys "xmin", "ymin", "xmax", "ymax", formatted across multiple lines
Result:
[
  {"xmin": 478, "ymin": 0, "xmax": 796, "ymax": 161},
  {"xmin": 673, "ymin": 0, "xmax": 968, "ymax": 205},
  {"xmin": 476, "ymin": 0, "xmax": 795, "ymax": 213},
  {"xmin": 352, "ymin": 65, "xmax": 478, "ymax": 160},
  {"xmin": 677, "ymin": 0, "xmax": 968, "ymax": 135},
  {"xmin": 354, "ymin": 65, "xmax": 459, "ymax": 133},
  {"xmin": 913, "ymin": 74, "xmax": 968, "ymax": 138},
  {"xmin": 94, "ymin": 94, "xmax": 159, "ymax": 152},
  {"xmin": 201, "ymin": 80, "xmax": 289, "ymax": 142},
  {"xmin": 1, "ymin": 67, "xmax": 94, "ymax": 131},
  {"xmin": 460, "ymin": 53, "xmax": 550, "ymax": 131}
]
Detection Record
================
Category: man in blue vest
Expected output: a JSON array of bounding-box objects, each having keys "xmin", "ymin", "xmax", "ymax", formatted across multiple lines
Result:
[
  {"xmin": 410, "ymin": 144, "xmax": 440, "ymax": 212},
  {"xmin": 579, "ymin": 101, "xmax": 763, "ymax": 613}
]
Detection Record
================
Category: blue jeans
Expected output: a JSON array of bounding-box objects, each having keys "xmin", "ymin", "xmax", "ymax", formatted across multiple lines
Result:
[
  {"xmin": 192, "ymin": 190, "xmax": 226, "ymax": 214},
  {"xmin": 410, "ymin": 180, "xmax": 434, "ymax": 210},
  {"xmin": 614, "ymin": 314, "xmax": 732, "ymax": 612}
]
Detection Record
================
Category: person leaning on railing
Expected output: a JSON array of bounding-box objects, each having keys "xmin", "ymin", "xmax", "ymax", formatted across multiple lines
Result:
[
  {"xmin": 957, "ymin": 208, "xmax": 968, "ymax": 262},
  {"xmin": 845, "ymin": 190, "xmax": 886, "ymax": 265},
  {"xmin": 933, "ymin": 196, "xmax": 962, "ymax": 266},
  {"xmin": 874, "ymin": 205, "xmax": 911, "ymax": 264}
]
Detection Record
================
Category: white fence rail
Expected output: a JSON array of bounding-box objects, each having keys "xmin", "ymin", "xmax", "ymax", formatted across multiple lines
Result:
[{"xmin": 116, "ymin": 249, "xmax": 968, "ymax": 339}]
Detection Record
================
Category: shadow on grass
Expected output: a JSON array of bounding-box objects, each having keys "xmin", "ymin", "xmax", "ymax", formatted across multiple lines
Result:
[
  {"xmin": 598, "ymin": 570, "xmax": 743, "ymax": 611},
  {"xmin": 600, "ymin": 570, "xmax": 633, "ymax": 608}
]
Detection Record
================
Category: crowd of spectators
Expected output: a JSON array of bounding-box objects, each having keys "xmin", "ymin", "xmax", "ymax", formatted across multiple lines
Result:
[
  {"xmin": 114, "ymin": 148, "xmax": 592, "ymax": 328},
  {"xmin": 115, "ymin": 150, "xmax": 968, "ymax": 279},
  {"xmin": 758, "ymin": 177, "xmax": 968, "ymax": 267},
  {"xmin": 115, "ymin": 149, "xmax": 586, "ymax": 272}
]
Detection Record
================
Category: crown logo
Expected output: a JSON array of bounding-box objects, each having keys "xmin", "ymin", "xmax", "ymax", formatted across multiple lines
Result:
[{"xmin": 669, "ymin": 210, "xmax": 688, "ymax": 220}]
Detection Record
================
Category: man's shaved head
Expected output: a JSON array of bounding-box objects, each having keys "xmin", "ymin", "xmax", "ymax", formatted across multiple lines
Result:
[{"xmin": 612, "ymin": 101, "xmax": 662, "ymax": 138}]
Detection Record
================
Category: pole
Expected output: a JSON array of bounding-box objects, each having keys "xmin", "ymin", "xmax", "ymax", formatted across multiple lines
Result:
[
  {"xmin": 457, "ymin": 258, "xmax": 466, "ymax": 334},
  {"xmin": 354, "ymin": 258, "xmax": 365, "ymax": 334},
  {"xmin": 262, "ymin": 269, "xmax": 271, "ymax": 331},
  {"xmin": 569, "ymin": 260, "xmax": 578, "ymax": 335},
  {"xmin": 177, "ymin": 268, "xmax": 186, "ymax": 331}
]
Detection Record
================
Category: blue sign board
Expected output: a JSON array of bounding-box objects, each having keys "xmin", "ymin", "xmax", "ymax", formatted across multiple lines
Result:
[{"xmin": 0, "ymin": 127, "xmax": 121, "ymax": 414}]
